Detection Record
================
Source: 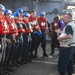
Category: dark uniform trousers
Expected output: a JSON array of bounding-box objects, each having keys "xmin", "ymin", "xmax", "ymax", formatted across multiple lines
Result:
[
  {"xmin": 22, "ymin": 34, "xmax": 29, "ymax": 60},
  {"xmin": 0, "ymin": 35, "xmax": 7, "ymax": 72},
  {"xmin": 35, "ymin": 30, "xmax": 47, "ymax": 55},
  {"xmin": 5, "ymin": 34, "xmax": 15, "ymax": 66},
  {"xmin": 14, "ymin": 33, "xmax": 23, "ymax": 61},
  {"xmin": 58, "ymin": 47, "xmax": 74, "ymax": 75},
  {"xmin": 30, "ymin": 32, "xmax": 37, "ymax": 56},
  {"xmin": 17, "ymin": 34, "xmax": 23, "ymax": 60},
  {"xmin": 51, "ymin": 31, "xmax": 60, "ymax": 54},
  {"xmin": 26, "ymin": 33, "xmax": 32, "ymax": 59}
]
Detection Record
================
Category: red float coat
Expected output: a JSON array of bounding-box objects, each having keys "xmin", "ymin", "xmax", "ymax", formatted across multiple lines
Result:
[
  {"xmin": 5, "ymin": 17, "xmax": 17, "ymax": 34},
  {"xmin": 14, "ymin": 19, "xmax": 25, "ymax": 33},
  {"xmin": 22, "ymin": 18, "xmax": 33, "ymax": 34},
  {"xmin": 0, "ymin": 16, "xmax": 9, "ymax": 35},
  {"xmin": 52, "ymin": 20, "xmax": 58, "ymax": 30},
  {"xmin": 29, "ymin": 15, "xmax": 38, "ymax": 30},
  {"xmin": 37, "ymin": 16, "xmax": 48, "ymax": 30}
]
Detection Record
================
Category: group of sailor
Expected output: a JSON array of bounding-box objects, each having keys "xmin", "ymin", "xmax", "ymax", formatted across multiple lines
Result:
[{"xmin": 0, "ymin": 4, "xmax": 49, "ymax": 75}]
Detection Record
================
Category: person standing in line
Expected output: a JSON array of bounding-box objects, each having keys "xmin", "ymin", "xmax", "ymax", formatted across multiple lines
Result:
[
  {"xmin": 13, "ymin": 11, "xmax": 25, "ymax": 65},
  {"xmin": 29, "ymin": 10, "xmax": 40, "ymax": 58},
  {"xmin": 35, "ymin": 11, "xmax": 48, "ymax": 57},
  {"xmin": 50, "ymin": 16, "xmax": 60, "ymax": 55},
  {"xmin": 50, "ymin": 10, "xmax": 68, "ymax": 55},
  {"xmin": 4, "ymin": 9, "xmax": 17, "ymax": 72},
  {"xmin": 22, "ymin": 12, "xmax": 33, "ymax": 63},
  {"xmin": 0, "ymin": 4, "xmax": 11, "ymax": 75}
]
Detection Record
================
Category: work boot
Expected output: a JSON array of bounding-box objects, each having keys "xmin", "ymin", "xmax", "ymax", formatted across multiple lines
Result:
[
  {"xmin": 42, "ymin": 47, "xmax": 48, "ymax": 57},
  {"xmin": 68, "ymin": 73, "xmax": 72, "ymax": 75},
  {"xmin": 4, "ymin": 70, "xmax": 10, "ymax": 75},
  {"xmin": 50, "ymin": 51, "xmax": 54, "ymax": 55},
  {"xmin": 43, "ymin": 53, "xmax": 48, "ymax": 57},
  {"xmin": 6, "ymin": 66, "xmax": 15, "ymax": 72},
  {"xmin": 34, "ymin": 55, "xmax": 38, "ymax": 58},
  {"xmin": 13, "ymin": 62, "xmax": 20, "ymax": 67},
  {"xmin": 0, "ymin": 71, "xmax": 5, "ymax": 75},
  {"xmin": 25, "ymin": 58, "xmax": 32, "ymax": 62},
  {"xmin": 12, "ymin": 60, "xmax": 20, "ymax": 67},
  {"xmin": 16, "ymin": 60, "xmax": 24, "ymax": 65},
  {"xmin": 29, "ymin": 54, "xmax": 35, "ymax": 58},
  {"xmin": 9, "ymin": 64, "xmax": 15, "ymax": 68},
  {"xmin": 3, "ymin": 67, "xmax": 10, "ymax": 75},
  {"xmin": 60, "ymin": 73, "xmax": 65, "ymax": 75},
  {"xmin": 22, "ymin": 59, "xmax": 28, "ymax": 64}
]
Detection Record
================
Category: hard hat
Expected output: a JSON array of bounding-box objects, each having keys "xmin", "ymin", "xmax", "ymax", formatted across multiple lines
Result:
[
  {"xmin": 23, "ymin": 12, "xmax": 30, "ymax": 17},
  {"xmin": 11, "ymin": 15, "xmax": 14, "ymax": 19},
  {"xmin": 13, "ymin": 12, "xmax": 20, "ymax": 17},
  {"xmin": 40, "ymin": 11, "xmax": 45, "ymax": 16},
  {"xmin": 61, "ymin": 10, "xmax": 68, "ymax": 15},
  {"xmin": 4, "ymin": 9, "xmax": 12, "ymax": 15},
  {"xmin": 53, "ymin": 16, "xmax": 59, "ymax": 21},
  {"xmin": 17, "ymin": 8, "xmax": 23, "ymax": 13},
  {"xmin": 9, "ymin": 10, "xmax": 12, "ymax": 14},
  {"xmin": 0, "ymin": 4, "xmax": 5, "ymax": 11}
]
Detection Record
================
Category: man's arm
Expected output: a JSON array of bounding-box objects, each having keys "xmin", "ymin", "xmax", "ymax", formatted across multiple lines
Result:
[
  {"xmin": 57, "ymin": 34, "xmax": 72, "ymax": 41},
  {"xmin": 57, "ymin": 25, "xmax": 73, "ymax": 41}
]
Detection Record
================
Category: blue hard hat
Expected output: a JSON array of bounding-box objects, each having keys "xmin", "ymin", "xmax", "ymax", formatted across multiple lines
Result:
[
  {"xmin": 61, "ymin": 10, "xmax": 68, "ymax": 15},
  {"xmin": 0, "ymin": 4, "xmax": 5, "ymax": 11},
  {"xmin": 4, "ymin": 9, "xmax": 12, "ymax": 15},
  {"xmin": 23, "ymin": 12, "xmax": 30, "ymax": 17},
  {"xmin": 17, "ymin": 8, "xmax": 23, "ymax": 13},
  {"xmin": 40, "ymin": 11, "xmax": 45, "ymax": 16},
  {"xmin": 11, "ymin": 15, "xmax": 14, "ymax": 19},
  {"xmin": 13, "ymin": 12, "xmax": 20, "ymax": 17},
  {"xmin": 36, "ymin": 31, "xmax": 42, "ymax": 37}
]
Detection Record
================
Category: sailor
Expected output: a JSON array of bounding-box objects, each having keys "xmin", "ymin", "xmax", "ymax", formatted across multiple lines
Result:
[
  {"xmin": 4, "ymin": 9, "xmax": 17, "ymax": 72},
  {"xmin": 55, "ymin": 13, "xmax": 75, "ymax": 75},
  {"xmin": 0, "ymin": 4, "xmax": 10, "ymax": 75},
  {"xmin": 58, "ymin": 10, "xmax": 68, "ymax": 31},
  {"xmin": 35, "ymin": 11, "xmax": 48, "ymax": 57},
  {"xmin": 13, "ymin": 11, "xmax": 25, "ymax": 65},
  {"xmin": 22, "ymin": 12, "xmax": 33, "ymax": 63},
  {"xmin": 29, "ymin": 10, "xmax": 40, "ymax": 58},
  {"xmin": 50, "ymin": 16, "xmax": 60, "ymax": 55},
  {"xmin": 17, "ymin": 8, "xmax": 23, "ymax": 20}
]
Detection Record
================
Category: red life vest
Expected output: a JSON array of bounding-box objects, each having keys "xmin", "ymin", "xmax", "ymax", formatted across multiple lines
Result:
[
  {"xmin": 29, "ymin": 16, "xmax": 38, "ymax": 30},
  {"xmin": 22, "ymin": 19, "xmax": 33, "ymax": 34},
  {"xmin": 14, "ymin": 25, "xmax": 19, "ymax": 37},
  {"xmin": 38, "ymin": 16, "xmax": 47, "ymax": 30},
  {"xmin": 52, "ymin": 20, "xmax": 58, "ymax": 30},
  {"xmin": 12, "ymin": 20, "xmax": 19, "ymax": 37},
  {"xmin": 0, "ymin": 16, "xmax": 9, "ymax": 35},
  {"xmin": 14, "ymin": 31, "xmax": 19, "ymax": 37},
  {"xmin": 14, "ymin": 19, "xmax": 25, "ymax": 33},
  {"xmin": 5, "ymin": 17, "xmax": 16, "ymax": 34}
]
